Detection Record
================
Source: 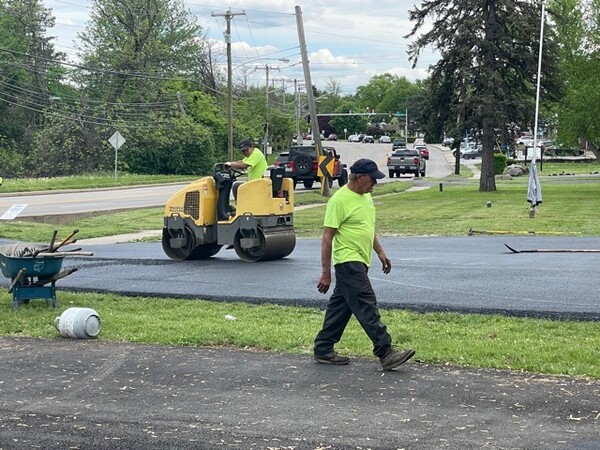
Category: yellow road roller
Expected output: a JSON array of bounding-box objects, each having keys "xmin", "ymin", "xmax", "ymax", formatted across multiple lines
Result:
[{"xmin": 162, "ymin": 163, "xmax": 296, "ymax": 262}]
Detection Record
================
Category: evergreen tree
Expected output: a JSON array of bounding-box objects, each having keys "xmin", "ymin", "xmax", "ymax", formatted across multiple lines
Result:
[{"xmin": 406, "ymin": 0, "xmax": 560, "ymax": 191}]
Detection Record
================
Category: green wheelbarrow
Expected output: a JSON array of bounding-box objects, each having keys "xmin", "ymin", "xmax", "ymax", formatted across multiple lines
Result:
[{"xmin": 0, "ymin": 251, "xmax": 78, "ymax": 311}]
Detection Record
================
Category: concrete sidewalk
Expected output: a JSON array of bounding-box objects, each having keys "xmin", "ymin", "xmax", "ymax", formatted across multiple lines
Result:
[{"xmin": 1, "ymin": 336, "xmax": 598, "ymax": 449}]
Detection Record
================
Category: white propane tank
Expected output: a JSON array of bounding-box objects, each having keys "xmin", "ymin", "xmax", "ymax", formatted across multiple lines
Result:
[{"xmin": 55, "ymin": 307, "xmax": 101, "ymax": 339}]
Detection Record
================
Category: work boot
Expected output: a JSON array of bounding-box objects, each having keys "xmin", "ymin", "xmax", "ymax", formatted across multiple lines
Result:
[
  {"xmin": 314, "ymin": 352, "xmax": 351, "ymax": 365},
  {"xmin": 379, "ymin": 347, "xmax": 415, "ymax": 371}
]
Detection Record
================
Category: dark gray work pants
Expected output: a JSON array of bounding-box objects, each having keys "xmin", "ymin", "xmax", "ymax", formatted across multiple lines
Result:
[{"xmin": 314, "ymin": 261, "xmax": 392, "ymax": 358}]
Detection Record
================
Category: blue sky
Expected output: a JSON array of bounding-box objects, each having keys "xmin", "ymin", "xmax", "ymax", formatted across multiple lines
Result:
[{"xmin": 44, "ymin": 0, "xmax": 437, "ymax": 95}]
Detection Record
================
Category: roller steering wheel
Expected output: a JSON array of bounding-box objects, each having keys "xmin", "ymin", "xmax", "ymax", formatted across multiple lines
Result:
[
  {"xmin": 213, "ymin": 162, "xmax": 246, "ymax": 179},
  {"xmin": 228, "ymin": 166, "xmax": 246, "ymax": 177}
]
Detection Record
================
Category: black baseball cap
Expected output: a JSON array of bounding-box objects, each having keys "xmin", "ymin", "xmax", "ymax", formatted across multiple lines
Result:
[
  {"xmin": 350, "ymin": 158, "xmax": 385, "ymax": 179},
  {"xmin": 238, "ymin": 139, "xmax": 252, "ymax": 152}
]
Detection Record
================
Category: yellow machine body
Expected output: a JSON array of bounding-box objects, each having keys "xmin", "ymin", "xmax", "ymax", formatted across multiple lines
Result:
[
  {"xmin": 162, "ymin": 166, "xmax": 296, "ymax": 262},
  {"xmin": 164, "ymin": 177, "xmax": 218, "ymax": 226}
]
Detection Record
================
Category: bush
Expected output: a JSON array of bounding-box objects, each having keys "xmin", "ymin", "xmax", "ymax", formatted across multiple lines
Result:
[{"xmin": 493, "ymin": 152, "xmax": 507, "ymax": 175}]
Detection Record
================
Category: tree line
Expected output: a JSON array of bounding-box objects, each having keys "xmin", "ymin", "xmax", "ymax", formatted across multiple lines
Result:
[{"xmin": 0, "ymin": 0, "xmax": 598, "ymax": 192}]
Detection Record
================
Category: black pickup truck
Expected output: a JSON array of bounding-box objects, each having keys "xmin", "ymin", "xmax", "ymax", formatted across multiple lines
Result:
[{"xmin": 275, "ymin": 145, "xmax": 348, "ymax": 189}]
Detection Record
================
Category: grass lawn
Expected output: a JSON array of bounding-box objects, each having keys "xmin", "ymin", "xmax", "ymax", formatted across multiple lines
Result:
[{"xmin": 1, "ymin": 292, "xmax": 599, "ymax": 379}]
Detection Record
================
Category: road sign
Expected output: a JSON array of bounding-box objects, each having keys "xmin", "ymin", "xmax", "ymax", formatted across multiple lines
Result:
[
  {"xmin": 108, "ymin": 131, "xmax": 125, "ymax": 150},
  {"xmin": 318, "ymin": 155, "xmax": 334, "ymax": 177},
  {"xmin": 108, "ymin": 131, "xmax": 126, "ymax": 181}
]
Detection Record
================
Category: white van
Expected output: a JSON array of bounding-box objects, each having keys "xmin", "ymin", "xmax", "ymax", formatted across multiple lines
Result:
[{"xmin": 414, "ymin": 138, "xmax": 426, "ymax": 147}]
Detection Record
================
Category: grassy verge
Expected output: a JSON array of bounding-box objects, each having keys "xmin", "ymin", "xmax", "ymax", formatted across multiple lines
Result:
[
  {"xmin": 0, "ymin": 173, "xmax": 195, "ymax": 193},
  {"xmin": 536, "ymin": 161, "xmax": 600, "ymax": 175},
  {"xmin": 1, "ymin": 291, "xmax": 598, "ymax": 379}
]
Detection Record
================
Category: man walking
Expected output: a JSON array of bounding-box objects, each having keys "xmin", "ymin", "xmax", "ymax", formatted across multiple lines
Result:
[{"xmin": 314, "ymin": 158, "xmax": 415, "ymax": 370}]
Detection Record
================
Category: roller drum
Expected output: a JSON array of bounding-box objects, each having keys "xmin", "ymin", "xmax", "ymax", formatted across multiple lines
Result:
[{"xmin": 235, "ymin": 229, "xmax": 296, "ymax": 262}]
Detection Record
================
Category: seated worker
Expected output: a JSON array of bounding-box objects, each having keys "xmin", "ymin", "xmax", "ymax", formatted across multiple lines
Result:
[{"xmin": 225, "ymin": 139, "xmax": 268, "ymax": 199}]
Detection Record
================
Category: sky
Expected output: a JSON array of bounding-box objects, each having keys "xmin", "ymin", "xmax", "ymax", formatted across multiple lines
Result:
[{"xmin": 43, "ymin": 0, "xmax": 437, "ymax": 95}]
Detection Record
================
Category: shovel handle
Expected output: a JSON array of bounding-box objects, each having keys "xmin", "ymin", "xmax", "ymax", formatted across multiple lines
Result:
[
  {"xmin": 48, "ymin": 229, "xmax": 58, "ymax": 252},
  {"xmin": 53, "ymin": 229, "xmax": 79, "ymax": 252},
  {"xmin": 36, "ymin": 251, "xmax": 94, "ymax": 257}
]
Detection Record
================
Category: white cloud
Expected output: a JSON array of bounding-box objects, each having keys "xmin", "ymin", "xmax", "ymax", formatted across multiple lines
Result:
[{"xmin": 43, "ymin": 0, "xmax": 436, "ymax": 94}]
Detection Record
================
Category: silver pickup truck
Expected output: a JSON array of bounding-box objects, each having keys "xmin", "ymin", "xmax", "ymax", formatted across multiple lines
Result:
[{"xmin": 386, "ymin": 148, "xmax": 426, "ymax": 178}]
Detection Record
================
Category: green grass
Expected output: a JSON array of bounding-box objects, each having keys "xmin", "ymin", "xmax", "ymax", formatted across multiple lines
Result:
[
  {"xmin": 296, "ymin": 181, "xmax": 600, "ymax": 237},
  {"xmin": 2, "ymin": 173, "xmax": 600, "ymax": 379},
  {"xmin": 2, "ymin": 292, "xmax": 599, "ymax": 379},
  {"xmin": 535, "ymin": 161, "xmax": 600, "ymax": 175},
  {"xmin": 0, "ymin": 173, "xmax": 195, "ymax": 193}
]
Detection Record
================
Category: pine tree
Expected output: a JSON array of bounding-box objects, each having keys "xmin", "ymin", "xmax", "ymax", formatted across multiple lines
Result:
[{"xmin": 406, "ymin": 0, "xmax": 560, "ymax": 191}]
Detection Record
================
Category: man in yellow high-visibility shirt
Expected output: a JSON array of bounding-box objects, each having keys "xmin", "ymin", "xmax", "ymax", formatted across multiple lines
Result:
[
  {"xmin": 314, "ymin": 158, "xmax": 415, "ymax": 371},
  {"xmin": 225, "ymin": 139, "xmax": 268, "ymax": 199}
]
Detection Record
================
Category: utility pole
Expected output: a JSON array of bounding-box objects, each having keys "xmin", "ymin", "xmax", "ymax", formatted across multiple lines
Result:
[
  {"xmin": 295, "ymin": 5, "xmax": 329, "ymax": 196},
  {"xmin": 212, "ymin": 8, "xmax": 245, "ymax": 161},
  {"xmin": 272, "ymin": 78, "xmax": 288, "ymax": 107},
  {"xmin": 254, "ymin": 64, "xmax": 280, "ymax": 155},
  {"xmin": 405, "ymin": 108, "xmax": 408, "ymax": 141},
  {"xmin": 294, "ymin": 79, "xmax": 302, "ymax": 144}
]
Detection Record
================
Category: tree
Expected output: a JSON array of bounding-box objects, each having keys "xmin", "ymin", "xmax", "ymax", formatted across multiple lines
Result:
[
  {"xmin": 32, "ymin": 0, "xmax": 221, "ymax": 176},
  {"xmin": 550, "ymin": 0, "xmax": 600, "ymax": 159},
  {"xmin": 329, "ymin": 100, "xmax": 369, "ymax": 137},
  {"xmin": 406, "ymin": 0, "xmax": 560, "ymax": 191},
  {"xmin": 355, "ymin": 74, "xmax": 425, "ymax": 136},
  {"xmin": 0, "ymin": 0, "xmax": 63, "ymax": 162}
]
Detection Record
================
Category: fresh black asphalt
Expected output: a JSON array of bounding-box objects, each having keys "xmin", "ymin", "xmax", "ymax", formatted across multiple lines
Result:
[{"xmin": 33, "ymin": 235, "xmax": 600, "ymax": 321}]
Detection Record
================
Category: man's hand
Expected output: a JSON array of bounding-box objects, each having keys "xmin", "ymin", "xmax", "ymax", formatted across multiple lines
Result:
[
  {"xmin": 378, "ymin": 253, "xmax": 392, "ymax": 274},
  {"xmin": 224, "ymin": 161, "xmax": 231, "ymax": 167},
  {"xmin": 317, "ymin": 271, "xmax": 331, "ymax": 294}
]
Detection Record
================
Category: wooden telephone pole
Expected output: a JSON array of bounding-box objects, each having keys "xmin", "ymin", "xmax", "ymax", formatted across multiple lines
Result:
[
  {"xmin": 212, "ymin": 9, "xmax": 245, "ymax": 161},
  {"xmin": 295, "ymin": 5, "xmax": 330, "ymax": 196}
]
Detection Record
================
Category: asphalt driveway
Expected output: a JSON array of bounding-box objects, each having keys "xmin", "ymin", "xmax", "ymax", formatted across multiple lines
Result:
[{"xmin": 1, "ymin": 336, "xmax": 599, "ymax": 449}]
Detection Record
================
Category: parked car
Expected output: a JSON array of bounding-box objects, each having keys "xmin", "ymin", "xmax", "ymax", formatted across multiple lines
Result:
[
  {"xmin": 415, "ymin": 145, "xmax": 430, "ymax": 160},
  {"xmin": 453, "ymin": 142, "xmax": 477, "ymax": 157},
  {"xmin": 462, "ymin": 146, "xmax": 483, "ymax": 159},
  {"xmin": 442, "ymin": 137, "xmax": 454, "ymax": 147},
  {"xmin": 363, "ymin": 135, "xmax": 375, "ymax": 143},
  {"xmin": 348, "ymin": 134, "xmax": 360, "ymax": 143},
  {"xmin": 357, "ymin": 133, "xmax": 366, "ymax": 142},
  {"xmin": 542, "ymin": 141, "xmax": 584, "ymax": 157},
  {"xmin": 327, "ymin": 133, "xmax": 338, "ymax": 141},
  {"xmin": 392, "ymin": 138, "xmax": 407, "ymax": 150},
  {"xmin": 379, "ymin": 135, "xmax": 391, "ymax": 144}
]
